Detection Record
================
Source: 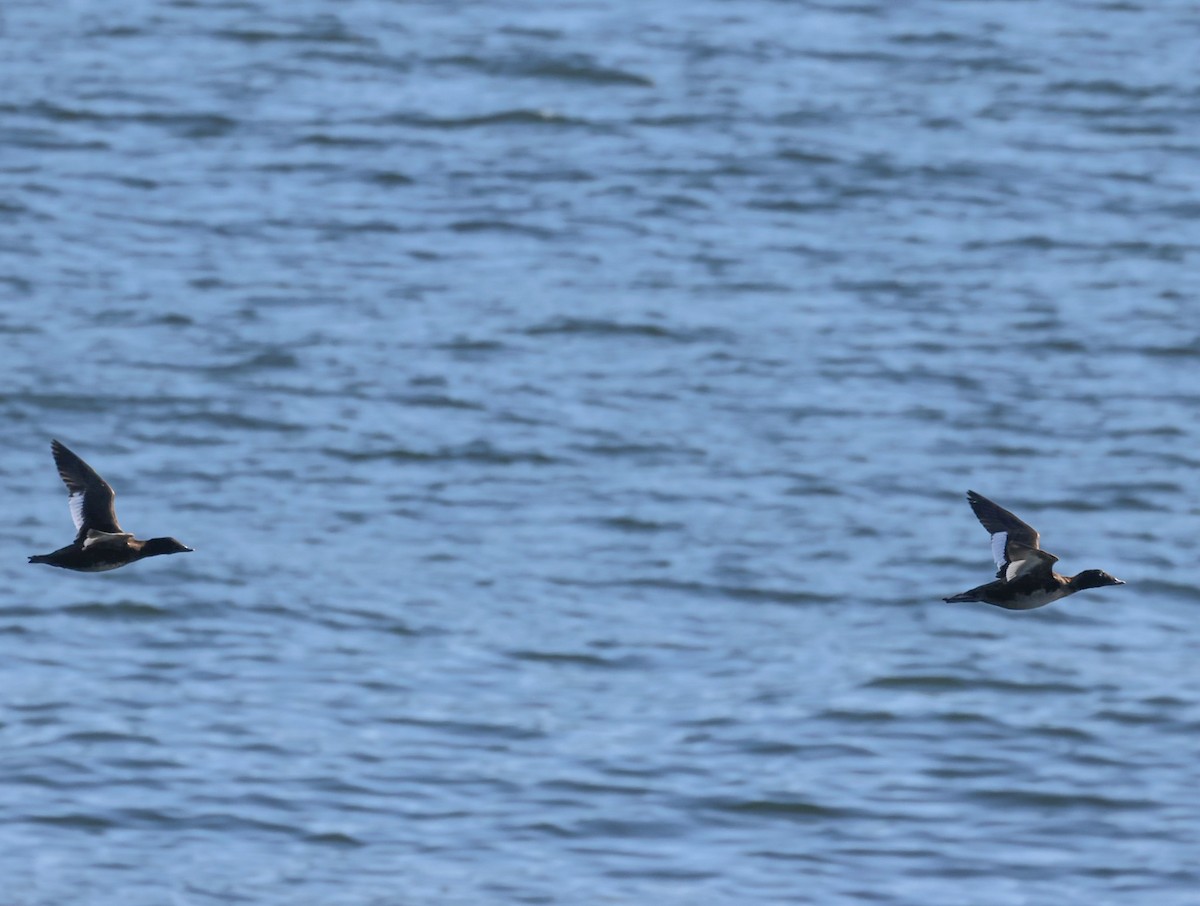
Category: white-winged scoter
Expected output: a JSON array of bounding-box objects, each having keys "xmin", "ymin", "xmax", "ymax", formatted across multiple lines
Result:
[
  {"xmin": 29, "ymin": 440, "xmax": 192, "ymax": 572},
  {"xmin": 944, "ymin": 490, "xmax": 1123, "ymax": 610}
]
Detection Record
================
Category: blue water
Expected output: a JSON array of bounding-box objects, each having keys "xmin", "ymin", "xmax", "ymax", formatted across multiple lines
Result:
[{"xmin": 3, "ymin": 1, "xmax": 1200, "ymax": 903}]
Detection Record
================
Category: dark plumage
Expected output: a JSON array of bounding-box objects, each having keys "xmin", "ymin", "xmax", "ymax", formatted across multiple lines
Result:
[
  {"xmin": 29, "ymin": 440, "xmax": 192, "ymax": 572},
  {"xmin": 944, "ymin": 490, "xmax": 1124, "ymax": 610}
]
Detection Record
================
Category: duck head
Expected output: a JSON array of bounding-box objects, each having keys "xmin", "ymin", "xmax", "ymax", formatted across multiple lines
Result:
[
  {"xmin": 1070, "ymin": 569, "xmax": 1125, "ymax": 591},
  {"xmin": 142, "ymin": 537, "xmax": 194, "ymax": 557}
]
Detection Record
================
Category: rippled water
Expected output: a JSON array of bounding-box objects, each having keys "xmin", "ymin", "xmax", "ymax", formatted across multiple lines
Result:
[{"xmin": 3, "ymin": 1, "xmax": 1200, "ymax": 903}]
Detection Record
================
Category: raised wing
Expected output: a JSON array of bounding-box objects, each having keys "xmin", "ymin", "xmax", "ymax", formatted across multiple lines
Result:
[
  {"xmin": 51, "ymin": 440, "xmax": 123, "ymax": 543},
  {"xmin": 966, "ymin": 490, "xmax": 1058, "ymax": 582}
]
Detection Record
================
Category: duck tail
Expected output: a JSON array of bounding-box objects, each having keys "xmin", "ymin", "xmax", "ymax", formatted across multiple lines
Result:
[
  {"xmin": 943, "ymin": 590, "xmax": 980, "ymax": 603},
  {"xmin": 28, "ymin": 554, "xmax": 49, "ymax": 565}
]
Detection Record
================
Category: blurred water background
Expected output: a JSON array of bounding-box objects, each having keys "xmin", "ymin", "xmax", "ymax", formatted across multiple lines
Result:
[{"xmin": 2, "ymin": 1, "xmax": 1200, "ymax": 903}]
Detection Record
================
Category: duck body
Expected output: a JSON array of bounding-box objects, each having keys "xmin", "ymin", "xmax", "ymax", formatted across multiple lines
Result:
[
  {"xmin": 944, "ymin": 491, "xmax": 1123, "ymax": 610},
  {"xmin": 944, "ymin": 570, "xmax": 1120, "ymax": 610},
  {"xmin": 30, "ymin": 533, "xmax": 190, "ymax": 572},
  {"xmin": 29, "ymin": 440, "xmax": 192, "ymax": 573}
]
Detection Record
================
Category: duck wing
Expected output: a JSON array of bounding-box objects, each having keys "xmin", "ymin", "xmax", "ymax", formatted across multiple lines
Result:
[
  {"xmin": 51, "ymin": 440, "xmax": 123, "ymax": 543},
  {"xmin": 966, "ymin": 490, "xmax": 1058, "ymax": 582}
]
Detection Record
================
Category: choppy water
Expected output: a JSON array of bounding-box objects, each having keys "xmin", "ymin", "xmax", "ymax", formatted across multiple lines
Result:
[{"xmin": 3, "ymin": 1, "xmax": 1200, "ymax": 903}]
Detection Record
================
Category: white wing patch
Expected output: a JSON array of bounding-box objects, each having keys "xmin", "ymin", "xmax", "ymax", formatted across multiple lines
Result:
[
  {"xmin": 989, "ymin": 531, "xmax": 1007, "ymax": 570},
  {"xmin": 1003, "ymin": 545, "xmax": 1054, "ymax": 581},
  {"xmin": 68, "ymin": 491, "xmax": 85, "ymax": 532},
  {"xmin": 1005, "ymin": 558, "xmax": 1029, "ymax": 582},
  {"xmin": 83, "ymin": 530, "xmax": 132, "ymax": 549}
]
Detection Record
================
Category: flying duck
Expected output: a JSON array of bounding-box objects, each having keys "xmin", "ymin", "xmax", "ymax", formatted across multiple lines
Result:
[
  {"xmin": 29, "ymin": 440, "xmax": 192, "ymax": 572},
  {"xmin": 944, "ymin": 490, "xmax": 1124, "ymax": 610}
]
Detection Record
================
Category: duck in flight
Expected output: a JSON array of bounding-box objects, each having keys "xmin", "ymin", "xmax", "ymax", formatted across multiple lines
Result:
[
  {"xmin": 29, "ymin": 440, "xmax": 192, "ymax": 572},
  {"xmin": 944, "ymin": 490, "xmax": 1123, "ymax": 610}
]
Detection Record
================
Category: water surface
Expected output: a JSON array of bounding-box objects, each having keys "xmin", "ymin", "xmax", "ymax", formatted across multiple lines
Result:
[{"xmin": 2, "ymin": 1, "xmax": 1200, "ymax": 903}]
